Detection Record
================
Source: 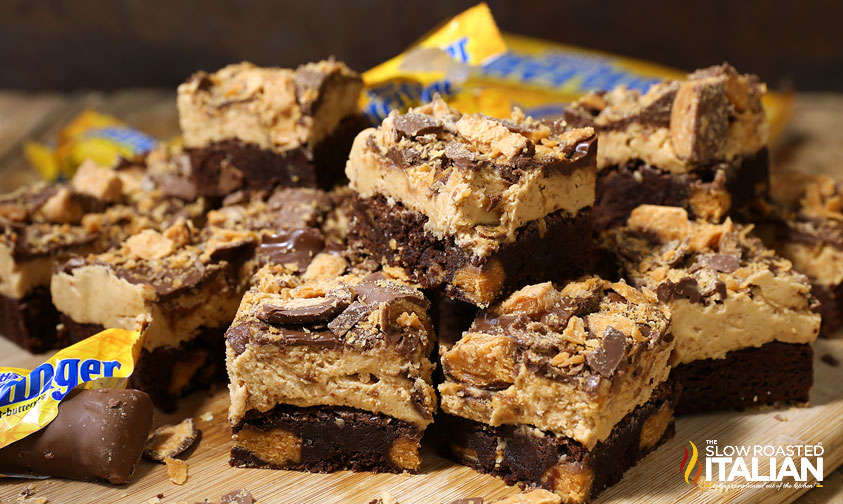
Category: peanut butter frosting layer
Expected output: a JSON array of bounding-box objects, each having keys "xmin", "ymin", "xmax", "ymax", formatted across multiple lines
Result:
[
  {"xmin": 347, "ymin": 97, "xmax": 596, "ymax": 257},
  {"xmin": 51, "ymin": 220, "xmax": 256, "ymax": 350},
  {"xmin": 603, "ymin": 205, "xmax": 820, "ymax": 365},
  {"xmin": 178, "ymin": 59, "xmax": 363, "ymax": 153},
  {"xmin": 226, "ymin": 265, "xmax": 437, "ymax": 428},
  {"xmin": 565, "ymin": 63, "xmax": 768, "ymax": 174},
  {"xmin": 438, "ymin": 277, "xmax": 673, "ymax": 449}
]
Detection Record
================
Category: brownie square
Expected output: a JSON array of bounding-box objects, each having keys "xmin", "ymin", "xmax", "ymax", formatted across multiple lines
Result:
[
  {"xmin": 565, "ymin": 64, "xmax": 769, "ymax": 230},
  {"xmin": 346, "ymin": 97, "xmax": 597, "ymax": 308},
  {"xmin": 757, "ymin": 171, "xmax": 843, "ymax": 336},
  {"xmin": 51, "ymin": 220, "xmax": 256, "ymax": 410},
  {"xmin": 436, "ymin": 277, "xmax": 674, "ymax": 502},
  {"xmin": 601, "ymin": 204, "xmax": 820, "ymax": 412},
  {"xmin": 226, "ymin": 267, "xmax": 437, "ymax": 473},
  {"xmin": 154, "ymin": 59, "xmax": 366, "ymax": 198}
]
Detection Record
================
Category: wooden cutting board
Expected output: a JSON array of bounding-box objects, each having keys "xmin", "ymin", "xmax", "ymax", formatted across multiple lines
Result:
[{"xmin": 0, "ymin": 336, "xmax": 840, "ymax": 504}]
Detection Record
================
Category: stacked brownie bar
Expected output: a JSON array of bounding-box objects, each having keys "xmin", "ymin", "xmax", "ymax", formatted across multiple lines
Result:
[
  {"xmin": 346, "ymin": 96, "xmax": 597, "ymax": 307},
  {"xmin": 436, "ymin": 278, "xmax": 675, "ymax": 503},
  {"xmin": 565, "ymin": 63, "xmax": 769, "ymax": 230},
  {"xmin": 757, "ymin": 171, "xmax": 843, "ymax": 335},
  {"xmin": 0, "ymin": 160, "xmax": 200, "ymax": 352},
  {"xmin": 226, "ymin": 267, "xmax": 437, "ymax": 473},
  {"xmin": 601, "ymin": 205, "xmax": 820, "ymax": 414},
  {"xmin": 51, "ymin": 220, "xmax": 257, "ymax": 410},
  {"xmin": 148, "ymin": 59, "xmax": 366, "ymax": 199}
]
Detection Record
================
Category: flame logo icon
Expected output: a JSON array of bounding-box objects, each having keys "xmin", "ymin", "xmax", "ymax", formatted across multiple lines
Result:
[{"xmin": 679, "ymin": 441, "xmax": 703, "ymax": 486}]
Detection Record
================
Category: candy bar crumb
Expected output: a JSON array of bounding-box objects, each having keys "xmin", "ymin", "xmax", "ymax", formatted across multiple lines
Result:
[
  {"xmin": 164, "ymin": 457, "xmax": 189, "ymax": 485},
  {"xmin": 145, "ymin": 418, "xmax": 199, "ymax": 462}
]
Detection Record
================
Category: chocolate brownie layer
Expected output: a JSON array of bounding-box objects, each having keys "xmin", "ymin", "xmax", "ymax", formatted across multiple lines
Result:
[
  {"xmin": 594, "ymin": 147, "xmax": 769, "ymax": 230},
  {"xmin": 0, "ymin": 287, "xmax": 59, "ymax": 353},
  {"xmin": 349, "ymin": 194, "xmax": 592, "ymax": 307},
  {"xmin": 674, "ymin": 341, "xmax": 813, "ymax": 415},
  {"xmin": 60, "ymin": 316, "xmax": 226, "ymax": 412},
  {"xmin": 231, "ymin": 404, "xmax": 423, "ymax": 474},
  {"xmin": 435, "ymin": 381, "xmax": 676, "ymax": 502},
  {"xmin": 171, "ymin": 114, "xmax": 369, "ymax": 198}
]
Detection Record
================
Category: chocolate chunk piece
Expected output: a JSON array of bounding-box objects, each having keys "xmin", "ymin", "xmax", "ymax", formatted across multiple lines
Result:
[
  {"xmin": 221, "ymin": 489, "xmax": 255, "ymax": 504},
  {"xmin": 281, "ymin": 328, "xmax": 340, "ymax": 347},
  {"xmin": 472, "ymin": 313, "xmax": 529, "ymax": 336},
  {"xmin": 295, "ymin": 68, "xmax": 328, "ymax": 115},
  {"xmin": 218, "ymin": 161, "xmax": 245, "ymax": 194},
  {"xmin": 386, "ymin": 146, "xmax": 422, "ymax": 167},
  {"xmin": 586, "ymin": 326, "xmax": 629, "ymax": 377},
  {"xmin": 226, "ymin": 324, "xmax": 251, "ymax": 355},
  {"xmin": 356, "ymin": 273, "xmax": 431, "ymax": 332},
  {"xmin": 327, "ymin": 300, "xmax": 372, "ymax": 337},
  {"xmin": 0, "ymin": 389, "xmax": 153, "ymax": 483},
  {"xmin": 356, "ymin": 273, "xmax": 430, "ymax": 309},
  {"xmin": 444, "ymin": 141, "xmax": 477, "ymax": 170},
  {"xmin": 257, "ymin": 228, "xmax": 325, "ymax": 270},
  {"xmin": 656, "ymin": 277, "xmax": 701, "ymax": 304},
  {"xmin": 144, "ymin": 418, "xmax": 200, "ymax": 462},
  {"xmin": 694, "ymin": 253, "xmax": 741, "ymax": 273},
  {"xmin": 394, "ymin": 113, "xmax": 443, "ymax": 137},
  {"xmin": 266, "ymin": 188, "xmax": 330, "ymax": 230},
  {"xmin": 257, "ymin": 288, "xmax": 353, "ymax": 325},
  {"xmin": 670, "ymin": 79, "xmax": 730, "ymax": 163}
]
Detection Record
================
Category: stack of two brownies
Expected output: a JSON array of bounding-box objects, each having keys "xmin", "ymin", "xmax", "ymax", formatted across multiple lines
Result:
[{"xmin": 570, "ymin": 64, "xmax": 821, "ymax": 415}]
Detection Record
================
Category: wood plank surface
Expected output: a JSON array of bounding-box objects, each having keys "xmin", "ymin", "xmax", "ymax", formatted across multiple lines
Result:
[{"xmin": 0, "ymin": 90, "xmax": 841, "ymax": 504}]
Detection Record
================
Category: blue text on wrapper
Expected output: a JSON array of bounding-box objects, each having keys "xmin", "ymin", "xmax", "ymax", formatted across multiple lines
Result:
[{"xmin": 0, "ymin": 358, "xmax": 122, "ymax": 408}]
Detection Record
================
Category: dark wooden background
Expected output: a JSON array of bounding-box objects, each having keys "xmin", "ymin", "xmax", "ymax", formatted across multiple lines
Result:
[{"xmin": 1, "ymin": 0, "xmax": 842, "ymax": 92}]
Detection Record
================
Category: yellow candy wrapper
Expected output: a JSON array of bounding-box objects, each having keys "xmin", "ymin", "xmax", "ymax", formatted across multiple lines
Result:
[
  {"xmin": 25, "ymin": 109, "xmax": 157, "ymax": 182},
  {"xmin": 0, "ymin": 328, "xmax": 142, "ymax": 450},
  {"xmin": 361, "ymin": 2, "xmax": 791, "ymax": 141}
]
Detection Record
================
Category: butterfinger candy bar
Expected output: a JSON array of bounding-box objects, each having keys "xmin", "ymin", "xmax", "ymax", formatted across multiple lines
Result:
[
  {"xmin": 25, "ymin": 109, "xmax": 156, "ymax": 182},
  {"xmin": 0, "ymin": 388, "xmax": 153, "ymax": 483}
]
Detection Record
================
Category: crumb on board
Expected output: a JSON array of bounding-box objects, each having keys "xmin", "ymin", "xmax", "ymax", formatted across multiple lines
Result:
[
  {"xmin": 774, "ymin": 414, "xmax": 788, "ymax": 422},
  {"xmin": 164, "ymin": 457, "xmax": 189, "ymax": 485},
  {"xmin": 821, "ymin": 353, "xmax": 840, "ymax": 367},
  {"xmin": 221, "ymin": 488, "xmax": 255, "ymax": 504},
  {"xmin": 200, "ymin": 411, "xmax": 215, "ymax": 422},
  {"xmin": 15, "ymin": 484, "xmax": 48, "ymax": 504},
  {"xmin": 144, "ymin": 418, "xmax": 199, "ymax": 462}
]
